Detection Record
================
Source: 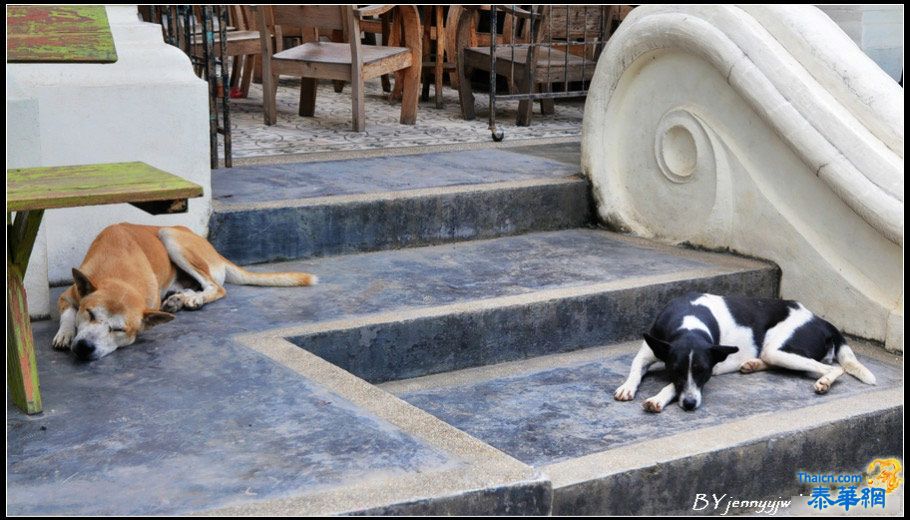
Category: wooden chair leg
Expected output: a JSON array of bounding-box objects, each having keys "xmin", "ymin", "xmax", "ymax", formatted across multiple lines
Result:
[
  {"xmin": 263, "ymin": 71, "xmax": 278, "ymax": 125},
  {"xmin": 352, "ymin": 78, "xmax": 365, "ymax": 132},
  {"xmin": 516, "ymin": 76, "xmax": 534, "ymax": 126},
  {"xmin": 420, "ymin": 9, "xmax": 432, "ymax": 103},
  {"xmin": 398, "ymin": 6, "xmax": 421, "ymax": 125},
  {"xmin": 434, "ymin": 5, "xmax": 445, "ymax": 109},
  {"xmin": 380, "ymin": 16, "xmax": 392, "ymax": 92},
  {"xmin": 253, "ymin": 54, "xmax": 262, "ymax": 84},
  {"xmin": 300, "ymin": 78, "xmax": 317, "ymax": 117},
  {"xmin": 457, "ymin": 65, "xmax": 476, "ymax": 120},
  {"xmin": 445, "ymin": 6, "xmax": 462, "ymax": 90},
  {"xmin": 240, "ymin": 54, "xmax": 255, "ymax": 97},
  {"xmin": 229, "ymin": 56, "xmax": 241, "ymax": 89},
  {"xmin": 389, "ymin": 13, "xmax": 404, "ymax": 101},
  {"xmin": 332, "ymin": 30, "xmax": 346, "ymax": 94},
  {"xmin": 540, "ymin": 83, "xmax": 555, "ymax": 115}
]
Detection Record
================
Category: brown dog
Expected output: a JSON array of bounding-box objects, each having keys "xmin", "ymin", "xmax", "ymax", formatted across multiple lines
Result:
[{"xmin": 52, "ymin": 223, "xmax": 317, "ymax": 360}]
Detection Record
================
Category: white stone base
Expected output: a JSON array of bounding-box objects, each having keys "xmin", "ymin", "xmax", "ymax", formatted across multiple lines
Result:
[{"xmin": 582, "ymin": 5, "xmax": 903, "ymax": 351}]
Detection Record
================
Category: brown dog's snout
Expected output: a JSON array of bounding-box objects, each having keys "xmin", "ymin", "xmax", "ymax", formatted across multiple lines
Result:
[{"xmin": 72, "ymin": 339, "xmax": 97, "ymax": 361}]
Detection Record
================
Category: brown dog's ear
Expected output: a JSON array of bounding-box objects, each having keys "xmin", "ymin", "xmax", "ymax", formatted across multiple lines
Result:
[
  {"xmin": 142, "ymin": 310, "xmax": 175, "ymax": 330},
  {"xmin": 72, "ymin": 268, "xmax": 97, "ymax": 297}
]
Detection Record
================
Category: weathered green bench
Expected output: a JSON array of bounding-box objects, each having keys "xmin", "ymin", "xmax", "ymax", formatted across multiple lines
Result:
[{"xmin": 7, "ymin": 162, "xmax": 203, "ymax": 414}]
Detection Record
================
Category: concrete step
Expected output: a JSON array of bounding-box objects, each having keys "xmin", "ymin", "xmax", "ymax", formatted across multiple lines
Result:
[
  {"xmin": 10, "ymin": 228, "xmax": 781, "ymax": 515},
  {"xmin": 208, "ymin": 147, "xmax": 592, "ymax": 265},
  {"xmin": 381, "ymin": 341, "xmax": 904, "ymax": 515},
  {"xmin": 240, "ymin": 228, "xmax": 780, "ymax": 383}
]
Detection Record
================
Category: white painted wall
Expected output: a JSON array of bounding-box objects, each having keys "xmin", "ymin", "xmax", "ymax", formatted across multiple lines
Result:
[
  {"xmin": 7, "ymin": 74, "xmax": 49, "ymax": 318},
  {"xmin": 7, "ymin": 6, "xmax": 210, "ymax": 318},
  {"xmin": 582, "ymin": 5, "xmax": 904, "ymax": 351},
  {"xmin": 818, "ymin": 5, "xmax": 904, "ymax": 81}
]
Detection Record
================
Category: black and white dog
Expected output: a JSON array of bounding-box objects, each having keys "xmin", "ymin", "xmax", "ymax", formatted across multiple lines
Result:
[{"xmin": 614, "ymin": 292, "xmax": 876, "ymax": 413}]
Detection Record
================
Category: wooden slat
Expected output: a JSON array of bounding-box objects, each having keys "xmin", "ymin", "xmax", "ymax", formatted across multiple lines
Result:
[
  {"xmin": 274, "ymin": 41, "xmax": 409, "ymax": 66},
  {"xmin": 464, "ymin": 45, "xmax": 596, "ymax": 82},
  {"xmin": 6, "ymin": 162, "xmax": 203, "ymax": 213},
  {"xmin": 7, "ymin": 5, "xmax": 117, "ymax": 63}
]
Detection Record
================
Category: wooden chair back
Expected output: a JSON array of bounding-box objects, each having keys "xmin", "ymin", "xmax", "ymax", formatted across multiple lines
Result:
[
  {"xmin": 260, "ymin": 5, "xmax": 353, "ymax": 44},
  {"xmin": 538, "ymin": 6, "xmax": 610, "ymax": 43}
]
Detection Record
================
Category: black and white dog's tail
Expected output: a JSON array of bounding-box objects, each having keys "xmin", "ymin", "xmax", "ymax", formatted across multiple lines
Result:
[{"xmin": 837, "ymin": 345, "xmax": 877, "ymax": 385}]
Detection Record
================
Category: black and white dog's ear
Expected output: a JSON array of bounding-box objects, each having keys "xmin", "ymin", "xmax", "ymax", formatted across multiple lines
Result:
[
  {"xmin": 643, "ymin": 333, "xmax": 671, "ymax": 360},
  {"xmin": 710, "ymin": 345, "xmax": 739, "ymax": 363}
]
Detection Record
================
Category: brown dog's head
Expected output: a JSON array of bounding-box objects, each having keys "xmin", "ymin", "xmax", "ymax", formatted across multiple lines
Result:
[{"xmin": 69, "ymin": 268, "xmax": 174, "ymax": 360}]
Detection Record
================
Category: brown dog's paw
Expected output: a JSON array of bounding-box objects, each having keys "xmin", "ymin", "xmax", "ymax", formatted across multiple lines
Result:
[
  {"xmin": 161, "ymin": 293, "xmax": 184, "ymax": 313},
  {"xmin": 52, "ymin": 329, "xmax": 73, "ymax": 350}
]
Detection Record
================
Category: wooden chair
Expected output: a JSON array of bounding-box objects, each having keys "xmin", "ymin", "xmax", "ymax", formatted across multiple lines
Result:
[
  {"xmin": 456, "ymin": 5, "xmax": 615, "ymax": 126},
  {"xmin": 190, "ymin": 6, "xmax": 262, "ymax": 98},
  {"xmin": 255, "ymin": 5, "xmax": 421, "ymax": 132}
]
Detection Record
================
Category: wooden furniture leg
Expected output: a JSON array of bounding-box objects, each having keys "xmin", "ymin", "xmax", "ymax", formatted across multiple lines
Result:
[
  {"xmin": 332, "ymin": 29, "xmax": 346, "ymax": 93},
  {"xmin": 456, "ymin": 9, "xmax": 477, "ymax": 120},
  {"xmin": 398, "ymin": 6, "xmax": 421, "ymax": 124},
  {"xmin": 421, "ymin": 6, "xmax": 432, "ymax": 102},
  {"xmin": 300, "ymin": 78, "xmax": 317, "ymax": 117},
  {"xmin": 540, "ymin": 83, "xmax": 555, "ymax": 115},
  {"xmin": 7, "ymin": 210, "xmax": 44, "ymax": 415},
  {"xmin": 434, "ymin": 5, "xmax": 445, "ymax": 109},
  {"xmin": 445, "ymin": 6, "xmax": 462, "ymax": 90},
  {"xmin": 389, "ymin": 12, "xmax": 404, "ymax": 102},
  {"xmin": 380, "ymin": 15, "xmax": 392, "ymax": 92},
  {"xmin": 240, "ymin": 54, "xmax": 255, "ymax": 97}
]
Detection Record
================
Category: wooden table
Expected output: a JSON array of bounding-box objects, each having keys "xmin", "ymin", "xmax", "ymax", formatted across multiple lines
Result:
[
  {"xmin": 7, "ymin": 5, "xmax": 118, "ymax": 63},
  {"xmin": 7, "ymin": 162, "xmax": 203, "ymax": 414}
]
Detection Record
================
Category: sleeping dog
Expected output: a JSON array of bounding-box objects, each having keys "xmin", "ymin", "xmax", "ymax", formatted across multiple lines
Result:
[
  {"xmin": 52, "ymin": 223, "xmax": 317, "ymax": 361},
  {"xmin": 614, "ymin": 292, "xmax": 876, "ymax": 412}
]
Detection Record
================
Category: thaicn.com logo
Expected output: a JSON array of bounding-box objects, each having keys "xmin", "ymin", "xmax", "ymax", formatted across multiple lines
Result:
[
  {"xmin": 691, "ymin": 458, "xmax": 904, "ymax": 515},
  {"xmin": 799, "ymin": 458, "xmax": 903, "ymax": 512}
]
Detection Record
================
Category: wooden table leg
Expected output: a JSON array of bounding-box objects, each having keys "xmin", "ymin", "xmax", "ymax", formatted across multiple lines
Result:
[{"xmin": 7, "ymin": 210, "xmax": 44, "ymax": 415}]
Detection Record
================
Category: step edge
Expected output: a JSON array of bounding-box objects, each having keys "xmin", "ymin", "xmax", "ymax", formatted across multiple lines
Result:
[
  {"xmin": 379, "ymin": 342, "xmax": 642, "ymax": 395},
  {"xmin": 542, "ymin": 387, "xmax": 904, "ymax": 490},
  {"xmin": 239, "ymin": 265, "xmax": 774, "ymax": 342},
  {"xmin": 211, "ymin": 176, "xmax": 586, "ymax": 213}
]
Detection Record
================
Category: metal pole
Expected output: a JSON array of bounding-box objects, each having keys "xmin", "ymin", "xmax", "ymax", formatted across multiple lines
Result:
[
  {"xmin": 218, "ymin": 5, "xmax": 232, "ymax": 168},
  {"xmin": 488, "ymin": 6, "xmax": 503, "ymax": 141}
]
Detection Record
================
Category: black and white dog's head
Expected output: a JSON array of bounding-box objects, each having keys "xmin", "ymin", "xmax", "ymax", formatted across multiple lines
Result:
[{"xmin": 644, "ymin": 332, "xmax": 738, "ymax": 411}]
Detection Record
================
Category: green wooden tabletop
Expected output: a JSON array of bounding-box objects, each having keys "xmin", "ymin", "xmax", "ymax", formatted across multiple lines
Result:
[
  {"xmin": 7, "ymin": 5, "xmax": 118, "ymax": 63},
  {"xmin": 7, "ymin": 162, "xmax": 203, "ymax": 213}
]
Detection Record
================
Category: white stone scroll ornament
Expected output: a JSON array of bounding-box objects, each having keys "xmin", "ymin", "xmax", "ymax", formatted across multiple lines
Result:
[{"xmin": 582, "ymin": 5, "xmax": 903, "ymax": 351}]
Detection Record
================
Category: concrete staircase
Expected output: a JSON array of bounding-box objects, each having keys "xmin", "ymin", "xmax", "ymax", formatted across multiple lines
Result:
[{"xmin": 8, "ymin": 143, "xmax": 902, "ymax": 515}]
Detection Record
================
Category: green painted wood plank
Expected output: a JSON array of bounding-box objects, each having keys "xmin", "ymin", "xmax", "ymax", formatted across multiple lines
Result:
[
  {"xmin": 7, "ymin": 5, "xmax": 118, "ymax": 63},
  {"xmin": 7, "ymin": 162, "xmax": 203, "ymax": 212}
]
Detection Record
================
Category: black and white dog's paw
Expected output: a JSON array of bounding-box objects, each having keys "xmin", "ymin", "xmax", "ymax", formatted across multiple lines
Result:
[
  {"xmin": 614, "ymin": 383, "xmax": 636, "ymax": 401},
  {"xmin": 643, "ymin": 397, "xmax": 664, "ymax": 413}
]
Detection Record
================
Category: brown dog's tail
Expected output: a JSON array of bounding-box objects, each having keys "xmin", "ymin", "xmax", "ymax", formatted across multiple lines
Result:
[{"xmin": 224, "ymin": 263, "xmax": 318, "ymax": 287}]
